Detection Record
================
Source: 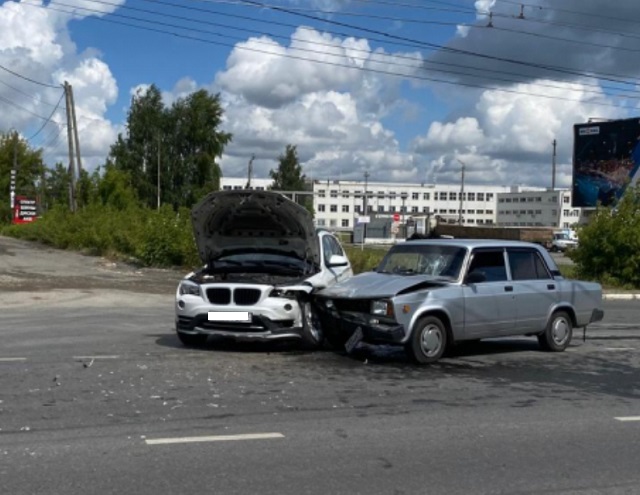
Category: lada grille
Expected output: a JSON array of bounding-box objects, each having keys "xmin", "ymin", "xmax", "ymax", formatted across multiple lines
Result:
[
  {"xmin": 206, "ymin": 288, "xmax": 232, "ymax": 304},
  {"xmin": 234, "ymin": 288, "xmax": 261, "ymax": 306},
  {"xmin": 333, "ymin": 299, "xmax": 370, "ymax": 313}
]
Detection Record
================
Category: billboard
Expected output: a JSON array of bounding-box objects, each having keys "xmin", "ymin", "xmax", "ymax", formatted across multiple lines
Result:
[
  {"xmin": 572, "ymin": 118, "xmax": 640, "ymax": 207},
  {"xmin": 12, "ymin": 196, "xmax": 38, "ymax": 224}
]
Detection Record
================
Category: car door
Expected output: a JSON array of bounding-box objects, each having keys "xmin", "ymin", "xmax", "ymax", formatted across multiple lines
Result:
[
  {"xmin": 462, "ymin": 248, "xmax": 517, "ymax": 337},
  {"xmin": 507, "ymin": 248, "xmax": 559, "ymax": 334},
  {"xmin": 322, "ymin": 234, "xmax": 352, "ymax": 284}
]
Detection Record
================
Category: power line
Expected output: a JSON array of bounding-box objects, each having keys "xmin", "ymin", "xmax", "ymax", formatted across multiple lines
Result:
[
  {"xmin": 0, "ymin": 62, "xmax": 61, "ymax": 89},
  {"xmin": 0, "ymin": 78, "xmax": 68, "ymax": 108},
  {"xmin": 22, "ymin": 1, "xmax": 639, "ymax": 109},
  {"xmin": 0, "ymin": 93, "xmax": 65, "ymax": 124},
  {"xmin": 27, "ymin": 91, "xmax": 66, "ymax": 141}
]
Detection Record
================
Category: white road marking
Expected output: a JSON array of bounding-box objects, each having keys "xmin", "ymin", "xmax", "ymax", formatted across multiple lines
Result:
[
  {"xmin": 604, "ymin": 347, "xmax": 635, "ymax": 351},
  {"xmin": 145, "ymin": 432, "xmax": 285, "ymax": 445},
  {"xmin": 603, "ymin": 294, "xmax": 640, "ymax": 300},
  {"xmin": 0, "ymin": 357, "xmax": 27, "ymax": 362},
  {"xmin": 615, "ymin": 416, "xmax": 640, "ymax": 422},
  {"xmin": 73, "ymin": 355, "xmax": 120, "ymax": 360}
]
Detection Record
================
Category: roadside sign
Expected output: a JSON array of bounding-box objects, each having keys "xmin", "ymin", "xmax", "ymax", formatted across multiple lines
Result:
[
  {"xmin": 357, "ymin": 216, "xmax": 371, "ymax": 224},
  {"xmin": 393, "ymin": 213, "xmax": 400, "ymax": 222},
  {"xmin": 12, "ymin": 196, "xmax": 38, "ymax": 224}
]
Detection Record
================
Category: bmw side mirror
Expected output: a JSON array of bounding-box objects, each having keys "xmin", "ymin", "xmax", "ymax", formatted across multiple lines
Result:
[{"xmin": 328, "ymin": 254, "xmax": 349, "ymax": 267}]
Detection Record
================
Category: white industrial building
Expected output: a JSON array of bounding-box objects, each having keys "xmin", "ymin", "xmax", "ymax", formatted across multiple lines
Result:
[
  {"xmin": 496, "ymin": 189, "xmax": 590, "ymax": 229},
  {"xmin": 221, "ymin": 177, "xmax": 568, "ymax": 231}
]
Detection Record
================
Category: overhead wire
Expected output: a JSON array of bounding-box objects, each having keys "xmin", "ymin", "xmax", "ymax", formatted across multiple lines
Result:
[
  {"xmin": 27, "ymin": 91, "xmax": 66, "ymax": 141},
  {"xmin": 0, "ymin": 62, "xmax": 61, "ymax": 89},
  {"xmin": 20, "ymin": 0, "xmax": 639, "ymax": 109}
]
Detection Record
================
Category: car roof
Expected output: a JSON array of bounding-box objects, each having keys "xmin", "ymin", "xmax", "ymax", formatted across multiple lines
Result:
[{"xmin": 402, "ymin": 238, "xmax": 545, "ymax": 250}]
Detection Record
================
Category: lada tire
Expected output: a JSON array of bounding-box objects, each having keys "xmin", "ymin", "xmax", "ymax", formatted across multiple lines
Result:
[
  {"xmin": 301, "ymin": 301, "xmax": 324, "ymax": 349},
  {"xmin": 406, "ymin": 315, "xmax": 448, "ymax": 364},
  {"xmin": 177, "ymin": 331, "xmax": 208, "ymax": 347},
  {"xmin": 538, "ymin": 310, "xmax": 573, "ymax": 352}
]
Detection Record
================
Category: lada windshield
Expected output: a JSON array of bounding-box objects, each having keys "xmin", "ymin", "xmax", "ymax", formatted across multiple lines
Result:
[{"xmin": 377, "ymin": 244, "xmax": 467, "ymax": 279}]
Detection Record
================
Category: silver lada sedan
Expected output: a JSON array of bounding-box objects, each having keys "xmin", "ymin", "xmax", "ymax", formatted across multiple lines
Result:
[{"xmin": 316, "ymin": 239, "xmax": 604, "ymax": 364}]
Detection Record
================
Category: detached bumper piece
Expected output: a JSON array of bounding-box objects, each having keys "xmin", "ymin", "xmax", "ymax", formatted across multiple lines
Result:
[
  {"xmin": 582, "ymin": 308, "xmax": 605, "ymax": 342},
  {"xmin": 177, "ymin": 314, "xmax": 303, "ymax": 341}
]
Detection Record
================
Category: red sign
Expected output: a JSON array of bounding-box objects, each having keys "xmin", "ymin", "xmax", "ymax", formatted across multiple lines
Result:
[
  {"xmin": 13, "ymin": 196, "xmax": 38, "ymax": 224},
  {"xmin": 393, "ymin": 213, "xmax": 400, "ymax": 222}
]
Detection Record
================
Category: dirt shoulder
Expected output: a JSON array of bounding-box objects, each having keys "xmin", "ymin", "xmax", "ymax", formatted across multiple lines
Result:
[{"xmin": 0, "ymin": 235, "xmax": 185, "ymax": 294}]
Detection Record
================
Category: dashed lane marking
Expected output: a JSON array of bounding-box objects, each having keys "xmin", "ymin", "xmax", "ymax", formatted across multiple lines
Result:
[
  {"xmin": 604, "ymin": 347, "xmax": 636, "ymax": 351},
  {"xmin": 615, "ymin": 417, "xmax": 640, "ymax": 422},
  {"xmin": 145, "ymin": 433, "xmax": 285, "ymax": 445},
  {"xmin": 72, "ymin": 355, "xmax": 120, "ymax": 360},
  {"xmin": 0, "ymin": 357, "xmax": 27, "ymax": 362}
]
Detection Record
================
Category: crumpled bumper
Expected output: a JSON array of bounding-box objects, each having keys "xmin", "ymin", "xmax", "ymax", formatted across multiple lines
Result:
[
  {"xmin": 319, "ymin": 309, "xmax": 406, "ymax": 345},
  {"xmin": 176, "ymin": 314, "xmax": 304, "ymax": 342}
]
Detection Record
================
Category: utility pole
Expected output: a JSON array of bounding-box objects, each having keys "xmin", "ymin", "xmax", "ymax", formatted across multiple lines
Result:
[
  {"xmin": 245, "ymin": 155, "xmax": 255, "ymax": 189},
  {"xmin": 63, "ymin": 81, "xmax": 77, "ymax": 212},
  {"xmin": 552, "ymin": 139, "xmax": 557, "ymax": 191},
  {"xmin": 363, "ymin": 170, "xmax": 370, "ymax": 214},
  {"xmin": 157, "ymin": 135, "xmax": 161, "ymax": 210},
  {"xmin": 69, "ymin": 83, "xmax": 83, "ymax": 177},
  {"xmin": 10, "ymin": 131, "xmax": 17, "ymax": 211},
  {"xmin": 457, "ymin": 159, "xmax": 466, "ymax": 224}
]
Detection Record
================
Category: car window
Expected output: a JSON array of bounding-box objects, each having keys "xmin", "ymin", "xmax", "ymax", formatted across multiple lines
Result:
[
  {"xmin": 508, "ymin": 249, "xmax": 551, "ymax": 281},
  {"xmin": 467, "ymin": 250, "xmax": 507, "ymax": 282},
  {"xmin": 322, "ymin": 235, "xmax": 344, "ymax": 265}
]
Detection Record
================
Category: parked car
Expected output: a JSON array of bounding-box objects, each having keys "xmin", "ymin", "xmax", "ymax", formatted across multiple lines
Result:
[
  {"xmin": 550, "ymin": 231, "xmax": 578, "ymax": 252},
  {"xmin": 175, "ymin": 189, "xmax": 352, "ymax": 348},
  {"xmin": 316, "ymin": 239, "xmax": 604, "ymax": 364}
]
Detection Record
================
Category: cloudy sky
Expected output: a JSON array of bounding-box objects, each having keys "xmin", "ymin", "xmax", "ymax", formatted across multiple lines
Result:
[{"xmin": 1, "ymin": 0, "xmax": 639, "ymax": 188}]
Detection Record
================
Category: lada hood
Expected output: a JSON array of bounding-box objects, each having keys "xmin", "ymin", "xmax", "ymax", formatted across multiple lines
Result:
[
  {"xmin": 191, "ymin": 189, "xmax": 320, "ymax": 265},
  {"xmin": 317, "ymin": 271, "xmax": 447, "ymax": 299}
]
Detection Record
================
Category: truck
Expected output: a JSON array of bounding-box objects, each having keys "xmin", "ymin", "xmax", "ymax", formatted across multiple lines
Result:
[{"xmin": 432, "ymin": 223, "xmax": 555, "ymax": 248}]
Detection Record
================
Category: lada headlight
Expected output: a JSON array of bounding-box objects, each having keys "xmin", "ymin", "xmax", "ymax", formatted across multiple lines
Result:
[
  {"xmin": 178, "ymin": 280, "xmax": 201, "ymax": 297},
  {"xmin": 371, "ymin": 299, "xmax": 394, "ymax": 317}
]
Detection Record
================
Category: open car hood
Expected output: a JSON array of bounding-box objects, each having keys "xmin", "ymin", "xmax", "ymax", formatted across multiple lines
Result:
[{"xmin": 191, "ymin": 189, "xmax": 320, "ymax": 265}]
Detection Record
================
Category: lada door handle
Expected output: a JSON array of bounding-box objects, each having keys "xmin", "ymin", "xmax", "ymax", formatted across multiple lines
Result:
[
  {"xmin": 547, "ymin": 284, "xmax": 556, "ymax": 290},
  {"xmin": 504, "ymin": 286, "xmax": 513, "ymax": 292}
]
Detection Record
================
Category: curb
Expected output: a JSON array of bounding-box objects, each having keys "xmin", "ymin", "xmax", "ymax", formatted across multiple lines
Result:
[{"xmin": 603, "ymin": 293, "xmax": 640, "ymax": 300}]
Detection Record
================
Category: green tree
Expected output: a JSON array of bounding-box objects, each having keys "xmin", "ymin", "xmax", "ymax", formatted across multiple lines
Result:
[
  {"xmin": 167, "ymin": 89, "xmax": 231, "ymax": 207},
  {"xmin": 42, "ymin": 162, "xmax": 70, "ymax": 210},
  {"xmin": 0, "ymin": 131, "xmax": 46, "ymax": 223},
  {"xmin": 109, "ymin": 86, "xmax": 231, "ymax": 209},
  {"xmin": 568, "ymin": 183, "xmax": 640, "ymax": 288},
  {"xmin": 269, "ymin": 144, "xmax": 313, "ymax": 214}
]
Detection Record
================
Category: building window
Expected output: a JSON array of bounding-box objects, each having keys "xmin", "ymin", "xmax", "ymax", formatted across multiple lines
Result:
[
  {"xmin": 486, "ymin": 210, "xmax": 493, "ymax": 215},
  {"xmin": 233, "ymin": 186, "xmax": 242, "ymax": 190},
  {"xmin": 330, "ymin": 205, "xmax": 337, "ymax": 212},
  {"xmin": 563, "ymin": 196, "xmax": 570, "ymax": 204},
  {"xmin": 400, "ymin": 206, "xmax": 407, "ymax": 213},
  {"xmin": 410, "ymin": 192, "xmax": 418, "ymax": 200},
  {"xmin": 342, "ymin": 190, "xmax": 349, "ymax": 198},
  {"xmin": 448, "ymin": 209, "xmax": 456, "ymax": 214},
  {"xmin": 318, "ymin": 204, "xmax": 325, "ymax": 212},
  {"xmin": 378, "ymin": 205, "xmax": 384, "ymax": 213},
  {"xmin": 476, "ymin": 209, "xmax": 484, "ymax": 214},
  {"xmin": 552, "ymin": 210, "xmax": 557, "ymax": 216},
  {"xmin": 411, "ymin": 206, "xmax": 418, "ymax": 213},
  {"xmin": 477, "ymin": 193, "xmax": 485, "ymax": 201},
  {"xmin": 318, "ymin": 189, "xmax": 326, "ymax": 198},
  {"xmin": 439, "ymin": 192, "xmax": 447, "ymax": 201},
  {"xmin": 499, "ymin": 198, "xmax": 505, "ymax": 203},
  {"xmin": 487, "ymin": 193, "xmax": 494, "ymax": 201},
  {"xmin": 520, "ymin": 197, "xmax": 527, "ymax": 202},
  {"xmin": 367, "ymin": 205, "xmax": 373, "ymax": 213},
  {"xmin": 330, "ymin": 219, "xmax": 337, "ymax": 227},
  {"xmin": 536, "ymin": 210, "xmax": 542, "ymax": 214},
  {"xmin": 467, "ymin": 192, "xmax": 476, "ymax": 201},
  {"xmin": 423, "ymin": 193, "xmax": 430, "ymax": 200},
  {"xmin": 467, "ymin": 218, "xmax": 475, "ymax": 224},
  {"xmin": 477, "ymin": 219, "xmax": 484, "ymax": 224},
  {"xmin": 389, "ymin": 191, "xmax": 397, "ymax": 199},
  {"xmin": 342, "ymin": 205, "xmax": 349, "ymax": 213},
  {"xmin": 317, "ymin": 219, "xmax": 326, "ymax": 226},
  {"xmin": 486, "ymin": 219, "xmax": 493, "ymax": 224},
  {"xmin": 355, "ymin": 205, "xmax": 361, "ymax": 213},
  {"xmin": 341, "ymin": 219, "xmax": 349, "ymax": 228},
  {"xmin": 467, "ymin": 209, "xmax": 475, "ymax": 214},
  {"xmin": 505, "ymin": 198, "xmax": 511, "ymax": 203},
  {"xmin": 423, "ymin": 206, "xmax": 430, "ymax": 213},
  {"xmin": 222, "ymin": 185, "xmax": 232, "ymax": 190},
  {"xmin": 563, "ymin": 209, "xmax": 570, "ymax": 216},
  {"xmin": 449, "ymin": 192, "xmax": 457, "ymax": 201},
  {"xmin": 330, "ymin": 190, "xmax": 338, "ymax": 198}
]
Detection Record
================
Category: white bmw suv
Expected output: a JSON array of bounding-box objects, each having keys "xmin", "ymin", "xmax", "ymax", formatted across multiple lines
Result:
[{"xmin": 175, "ymin": 189, "xmax": 353, "ymax": 349}]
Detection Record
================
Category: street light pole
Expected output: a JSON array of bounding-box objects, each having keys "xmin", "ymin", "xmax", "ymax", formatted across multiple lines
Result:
[{"xmin": 457, "ymin": 159, "xmax": 466, "ymax": 224}]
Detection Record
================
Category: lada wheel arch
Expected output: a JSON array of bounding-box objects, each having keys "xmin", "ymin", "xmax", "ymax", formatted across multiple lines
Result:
[{"xmin": 407, "ymin": 309, "xmax": 454, "ymax": 346}]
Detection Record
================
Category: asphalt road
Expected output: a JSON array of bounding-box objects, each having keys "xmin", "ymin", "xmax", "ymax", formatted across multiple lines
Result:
[{"xmin": 1, "ymin": 236, "xmax": 639, "ymax": 495}]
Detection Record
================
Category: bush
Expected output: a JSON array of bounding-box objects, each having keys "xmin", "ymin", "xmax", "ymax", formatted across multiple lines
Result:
[
  {"xmin": 568, "ymin": 184, "xmax": 640, "ymax": 288},
  {"xmin": 345, "ymin": 245, "xmax": 387, "ymax": 274}
]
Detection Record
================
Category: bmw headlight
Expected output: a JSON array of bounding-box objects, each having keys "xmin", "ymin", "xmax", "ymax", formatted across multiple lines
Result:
[
  {"xmin": 269, "ymin": 288, "xmax": 296, "ymax": 299},
  {"xmin": 178, "ymin": 280, "xmax": 201, "ymax": 297},
  {"xmin": 371, "ymin": 299, "xmax": 394, "ymax": 317}
]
